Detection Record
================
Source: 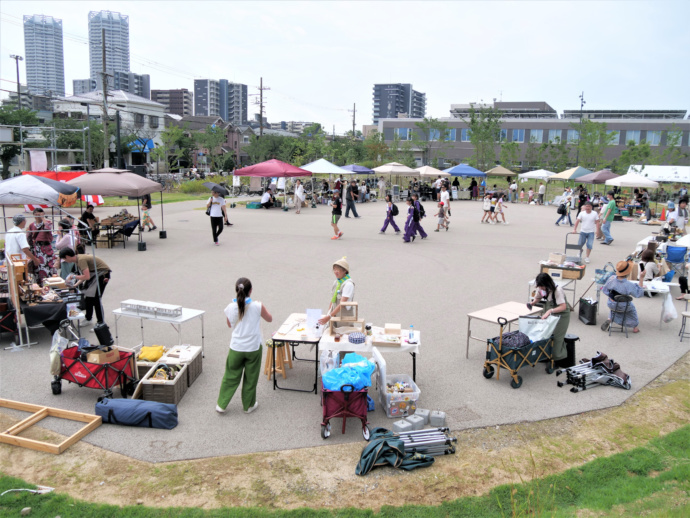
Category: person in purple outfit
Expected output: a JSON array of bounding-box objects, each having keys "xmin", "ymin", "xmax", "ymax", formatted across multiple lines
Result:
[
  {"xmin": 402, "ymin": 198, "xmax": 416, "ymax": 243},
  {"xmin": 412, "ymin": 194, "xmax": 428, "ymax": 239},
  {"xmin": 379, "ymin": 195, "xmax": 401, "ymax": 234}
]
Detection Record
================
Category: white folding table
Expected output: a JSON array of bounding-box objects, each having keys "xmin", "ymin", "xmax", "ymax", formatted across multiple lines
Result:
[{"xmin": 113, "ymin": 306, "xmax": 206, "ymax": 356}]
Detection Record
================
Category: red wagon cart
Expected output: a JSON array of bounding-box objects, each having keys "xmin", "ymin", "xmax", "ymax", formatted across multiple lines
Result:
[
  {"xmin": 51, "ymin": 320, "xmax": 137, "ymax": 399},
  {"xmin": 321, "ymin": 383, "xmax": 370, "ymax": 440}
]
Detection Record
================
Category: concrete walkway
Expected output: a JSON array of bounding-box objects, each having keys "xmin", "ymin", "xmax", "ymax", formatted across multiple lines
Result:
[{"xmin": 0, "ymin": 198, "xmax": 686, "ymax": 462}]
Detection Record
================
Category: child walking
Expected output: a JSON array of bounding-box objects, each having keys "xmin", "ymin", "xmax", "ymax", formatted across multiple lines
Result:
[
  {"xmin": 481, "ymin": 193, "xmax": 492, "ymax": 223},
  {"xmin": 496, "ymin": 195, "xmax": 508, "ymax": 224},
  {"xmin": 402, "ymin": 198, "xmax": 416, "ymax": 243},
  {"xmin": 216, "ymin": 277, "xmax": 272, "ymax": 414},
  {"xmin": 412, "ymin": 194, "xmax": 428, "ymax": 239},
  {"xmin": 330, "ymin": 191, "xmax": 343, "ymax": 240},
  {"xmin": 434, "ymin": 202, "xmax": 449, "ymax": 231},
  {"xmin": 379, "ymin": 194, "xmax": 400, "ymax": 234},
  {"xmin": 519, "ymin": 188, "xmax": 525, "ymax": 203}
]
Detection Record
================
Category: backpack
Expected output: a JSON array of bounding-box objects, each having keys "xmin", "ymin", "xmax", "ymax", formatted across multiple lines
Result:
[
  {"xmin": 418, "ymin": 203, "xmax": 426, "ymax": 218},
  {"xmin": 557, "ymin": 203, "xmax": 567, "ymax": 215},
  {"xmin": 391, "ymin": 203, "xmax": 399, "ymax": 216}
]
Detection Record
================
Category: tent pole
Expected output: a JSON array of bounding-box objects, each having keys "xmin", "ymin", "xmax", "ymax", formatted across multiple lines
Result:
[
  {"xmin": 137, "ymin": 198, "xmax": 142, "ymax": 242},
  {"xmin": 2, "ymin": 206, "xmax": 6, "ymax": 233},
  {"xmin": 160, "ymin": 191, "xmax": 165, "ymax": 233}
]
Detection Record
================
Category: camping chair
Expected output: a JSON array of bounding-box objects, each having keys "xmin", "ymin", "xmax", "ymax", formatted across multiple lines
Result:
[
  {"xmin": 609, "ymin": 295, "xmax": 633, "ymax": 338},
  {"xmin": 665, "ymin": 246, "xmax": 688, "ymax": 278},
  {"xmin": 564, "ymin": 233, "xmax": 584, "ymax": 264}
]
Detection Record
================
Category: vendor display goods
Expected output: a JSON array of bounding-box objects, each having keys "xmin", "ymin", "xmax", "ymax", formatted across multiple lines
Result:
[
  {"xmin": 159, "ymin": 345, "xmax": 203, "ymax": 387},
  {"xmin": 120, "ymin": 299, "xmax": 183, "ymax": 319},
  {"xmin": 348, "ymin": 332, "xmax": 366, "ymax": 344},
  {"xmin": 483, "ymin": 316, "xmax": 555, "ymax": 389},
  {"xmin": 330, "ymin": 301, "xmax": 365, "ymax": 335},
  {"xmin": 141, "ymin": 363, "xmax": 189, "ymax": 405},
  {"xmin": 381, "ymin": 375, "xmax": 420, "ymax": 418},
  {"xmin": 556, "ymin": 351, "xmax": 631, "ymax": 392}
]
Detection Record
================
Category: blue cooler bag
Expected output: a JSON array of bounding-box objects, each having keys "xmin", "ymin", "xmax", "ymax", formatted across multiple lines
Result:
[{"xmin": 95, "ymin": 398, "xmax": 178, "ymax": 429}]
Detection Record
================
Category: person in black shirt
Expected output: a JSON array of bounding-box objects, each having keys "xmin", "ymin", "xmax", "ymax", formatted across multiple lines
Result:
[
  {"xmin": 344, "ymin": 180, "xmax": 360, "ymax": 218},
  {"xmin": 330, "ymin": 191, "xmax": 343, "ymax": 240}
]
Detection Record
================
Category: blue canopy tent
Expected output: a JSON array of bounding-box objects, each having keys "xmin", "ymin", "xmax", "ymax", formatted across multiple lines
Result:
[
  {"xmin": 444, "ymin": 164, "xmax": 486, "ymax": 178},
  {"xmin": 341, "ymin": 164, "xmax": 374, "ymax": 174}
]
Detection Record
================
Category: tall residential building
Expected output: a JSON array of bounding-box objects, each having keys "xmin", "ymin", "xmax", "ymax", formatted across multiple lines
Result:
[
  {"xmin": 73, "ymin": 79, "xmax": 97, "ymax": 95},
  {"xmin": 23, "ymin": 14, "xmax": 65, "ymax": 97},
  {"xmin": 372, "ymin": 83, "xmax": 426, "ymax": 124},
  {"xmin": 114, "ymin": 71, "xmax": 150, "ymax": 98},
  {"xmin": 219, "ymin": 80, "xmax": 248, "ymax": 125},
  {"xmin": 194, "ymin": 79, "xmax": 220, "ymax": 117},
  {"xmin": 88, "ymin": 10, "xmax": 130, "ymax": 85},
  {"xmin": 151, "ymin": 89, "xmax": 194, "ymax": 117}
]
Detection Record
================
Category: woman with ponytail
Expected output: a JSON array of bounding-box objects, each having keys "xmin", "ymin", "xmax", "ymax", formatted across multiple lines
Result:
[{"xmin": 216, "ymin": 277, "xmax": 272, "ymax": 414}]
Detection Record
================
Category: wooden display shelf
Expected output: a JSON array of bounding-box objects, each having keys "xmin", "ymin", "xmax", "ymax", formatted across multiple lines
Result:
[{"xmin": 0, "ymin": 399, "xmax": 101, "ymax": 454}]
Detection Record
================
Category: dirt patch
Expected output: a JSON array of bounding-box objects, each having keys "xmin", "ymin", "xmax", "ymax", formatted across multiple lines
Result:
[{"xmin": 2, "ymin": 352, "xmax": 689, "ymax": 511}]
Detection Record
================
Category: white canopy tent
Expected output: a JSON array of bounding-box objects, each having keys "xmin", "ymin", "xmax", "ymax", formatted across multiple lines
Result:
[
  {"xmin": 373, "ymin": 162, "xmax": 418, "ymax": 176},
  {"xmin": 414, "ymin": 165, "xmax": 449, "ymax": 178},
  {"xmin": 626, "ymin": 165, "xmax": 690, "ymax": 183},
  {"xmin": 300, "ymin": 158, "xmax": 348, "ymax": 176},
  {"xmin": 605, "ymin": 173, "xmax": 659, "ymax": 188},
  {"xmin": 518, "ymin": 169, "xmax": 556, "ymax": 181}
]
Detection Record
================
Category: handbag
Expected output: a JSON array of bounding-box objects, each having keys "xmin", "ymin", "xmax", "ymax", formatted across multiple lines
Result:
[{"xmin": 205, "ymin": 207, "xmax": 211, "ymax": 216}]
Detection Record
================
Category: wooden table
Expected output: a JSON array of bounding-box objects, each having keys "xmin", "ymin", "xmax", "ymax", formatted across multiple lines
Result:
[{"xmin": 466, "ymin": 301, "xmax": 541, "ymax": 358}]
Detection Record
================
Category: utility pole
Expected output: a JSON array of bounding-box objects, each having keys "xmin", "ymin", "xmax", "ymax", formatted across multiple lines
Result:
[
  {"xmin": 351, "ymin": 103, "xmax": 356, "ymax": 137},
  {"xmin": 9, "ymin": 55, "xmax": 23, "ymax": 110},
  {"xmin": 101, "ymin": 28, "xmax": 111, "ymax": 168},
  {"xmin": 256, "ymin": 77, "xmax": 270, "ymax": 138},
  {"xmin": 116, "ymin": 110, "xmax": 122, "ymax": 169},
  {"xmin": 575, "ymin": 91, "xmax": 585, "ymax": 167}
]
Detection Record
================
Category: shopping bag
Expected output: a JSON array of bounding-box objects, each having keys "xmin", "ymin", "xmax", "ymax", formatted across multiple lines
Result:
[
  {"xmin": 519, "ymin": 315, "xmax": 559, "ymax": 342},
  {"xmin": 663, "ymin": 295, "xmax": 678, "ymax": 323},
  {"xmin": 49, "ymin": 331, "xmax": 69, "ymax": 376}
]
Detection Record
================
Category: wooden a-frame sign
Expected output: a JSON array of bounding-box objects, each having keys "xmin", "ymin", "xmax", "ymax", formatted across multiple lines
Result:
[{"xmin": 0, "ymin": 399, "xmax": 102, "ymax": 454}]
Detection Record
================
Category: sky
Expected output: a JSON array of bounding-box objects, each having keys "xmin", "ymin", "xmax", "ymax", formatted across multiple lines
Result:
[{"xmin": 1, "ymin": 0, "xmax": 689, "ymax": 134}]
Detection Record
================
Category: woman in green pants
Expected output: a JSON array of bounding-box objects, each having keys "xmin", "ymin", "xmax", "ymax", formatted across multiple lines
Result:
[{"xmin": 216, "ymin": 277, "xmax": 272, "ymax": 414}]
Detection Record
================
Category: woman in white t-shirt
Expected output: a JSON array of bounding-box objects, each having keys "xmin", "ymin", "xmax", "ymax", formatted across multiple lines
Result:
[
  {"xmin": 216, "ymin": 277, "xmax": 272, "ymax": 414},
  {"xmin": 206, "ymin": 190, "xmax": 227, "ymax": 246},
  {"xmin": 294, "ymin": 180, "xmax": 305, "ymax": 214}
]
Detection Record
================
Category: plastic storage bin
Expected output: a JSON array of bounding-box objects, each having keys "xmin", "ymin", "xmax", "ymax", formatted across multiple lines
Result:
[{"xmin": 380, "ymin": 374, "xmax": 420, "ymax": 418}]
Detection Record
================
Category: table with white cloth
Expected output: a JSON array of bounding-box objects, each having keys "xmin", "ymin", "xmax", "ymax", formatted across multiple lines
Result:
[{"xmin": 320, "ymin": 325, "xmax": 420, "ymax": 381}]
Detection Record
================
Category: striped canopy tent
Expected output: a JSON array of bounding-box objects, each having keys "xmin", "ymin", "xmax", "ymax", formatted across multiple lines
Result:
[
  {"xmin": 550, "ymin": 166, "xmax": 594, "ymax": 181},
  {"xmin": 485, "ymin": 165, "xmax": 516, "ymax": 177}
]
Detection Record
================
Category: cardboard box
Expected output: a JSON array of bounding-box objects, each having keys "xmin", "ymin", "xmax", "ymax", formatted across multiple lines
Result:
[
  {"xmin": 44, "ymin": 277, "xmax": 66, "ymax": 290},
  {"xmin": 384, "ymin": 323, "xmax": 401, "ymax": 336},
  {"xmin": 548, "ymin": 253, "xmax": 566, "ymax": 264},
  {"xmin": 86, "ymin": 346, "xmax": 120, "ymax": 364}
]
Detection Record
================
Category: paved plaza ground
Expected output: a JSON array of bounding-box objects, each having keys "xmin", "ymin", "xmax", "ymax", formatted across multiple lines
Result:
[{"xmin": 0, "ymin": 196, "xmax": 687, "ymax": 462}]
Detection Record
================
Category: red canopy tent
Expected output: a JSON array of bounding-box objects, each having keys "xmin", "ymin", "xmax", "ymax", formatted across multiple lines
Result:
[{"xmin": 234, "ymin": 159, "xmax": 311, "ymax": 178}]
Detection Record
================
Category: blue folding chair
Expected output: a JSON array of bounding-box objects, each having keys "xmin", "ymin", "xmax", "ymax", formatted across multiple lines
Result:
[{"xmin": 665, "ymin": 246, "xmax": 688, "ymax": 278}]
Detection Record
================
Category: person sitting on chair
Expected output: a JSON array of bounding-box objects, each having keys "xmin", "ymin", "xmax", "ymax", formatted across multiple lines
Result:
[
  {"xmin": 529, "ymin": 273, "xmax": 571, "ymax": 365},
  {"xmin": 261, "ymin": 188, "xmax": 274, "ymax": 209},
  {"xmin": 638, "ymin": 249, "xmax": 661, "ymax": 282},
  {"xmin": 601, "ymin": 260, "xmax": 645, "ymax": 333}
]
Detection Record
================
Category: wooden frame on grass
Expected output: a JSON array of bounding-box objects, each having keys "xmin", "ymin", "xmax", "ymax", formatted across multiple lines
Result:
[{"xmin": 0, "ymin": 399, "xmax": 101, "ymax": 454}]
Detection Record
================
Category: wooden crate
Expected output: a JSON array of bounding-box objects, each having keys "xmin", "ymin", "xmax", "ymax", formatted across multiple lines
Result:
[
  {"xmin": 541, "ymin": 264, "xmax": 585, "ymax": 280},
  {"xmin": 160, "ymin": 345, "xmax": 203, "ymax": 387},
  {"xmin": 141, "ymin": 363, "xmax": 188, "ymax": 405}
]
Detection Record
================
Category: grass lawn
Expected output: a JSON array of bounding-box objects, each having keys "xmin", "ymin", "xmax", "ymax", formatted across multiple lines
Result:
[{"xmin": 1, "ymin": 424, "xmax": 688, "ymax": 517}]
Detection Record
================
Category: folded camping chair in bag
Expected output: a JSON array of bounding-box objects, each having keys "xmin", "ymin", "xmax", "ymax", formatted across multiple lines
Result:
[
  {"xmin": 608, "ymin": 294, "xmax": 633, "ymax": 338},
  {"xmin": 665, "ymin": 245, "xmax": 688, "ymax": 278},
  {"xmin": 556, "ymin": 351, "xmax": 631, "ymax": 392}
]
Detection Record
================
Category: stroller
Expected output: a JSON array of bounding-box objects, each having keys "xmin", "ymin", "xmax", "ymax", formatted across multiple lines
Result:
[
  {"xmin": 50, "ymin": 319, "xmax": 137, "ymax": 399},
  {"xmin": 321, "ymin": 383, "xmax": 370, "ymax": 440},
  {"xmin": 483, "ymin": 315, "xmax": 558, "ymax": 389}
]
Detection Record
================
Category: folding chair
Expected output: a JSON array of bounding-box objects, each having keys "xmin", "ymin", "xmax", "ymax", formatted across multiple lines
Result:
[
  {"xmin": 665, "ymin": 246, "xmax": 688, "ymax": 278},
  {"xmin": 564, "ymin": 233, "xmax": 584, "ymax": 264},
  {"xmin": 609, "ymin": 295, "xmax": 633, "ymax": 338}
]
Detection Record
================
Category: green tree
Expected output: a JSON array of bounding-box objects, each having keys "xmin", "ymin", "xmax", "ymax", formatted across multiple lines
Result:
[
  {"xmin": 461, "ymin": 105, "xmax": 503, "ymax": 172},
  {"xmin": 388, "ymin": 134, "xmax": 416, "ymax": 168},
  {"xmin": 0, "ymin": 106, "xmax": 39, "ymax": 178},
  {"xmin": 194, "ymin": 124, "xmax": 227, "ymax": 171},
  {"xmin": 524, "ymin": 136, "xmax": 546, "ymax": 170},
  {"xmin": 654, "ymin": 125, "xmax": 687, "ymax": 166},
  {"xmin": 499, "ymin": 141, "xmax": 521, "ymax": 171},
  {"xmin": 572, "ymin": 119, "xmax": 615, "ymax": 170},
  {"xmin": 412, "ymin": 117, "xmax": 453, "ymax": 166},
  {"xmin": 150, "ymin": 123, "xmax": 189, "ymax": 173},
  {"xmin": 543, "ymin": 138, "xmax": 571, "ymax": 172},
  {"xmin": 613, "ymin": 140, "xmax": 652, "ymax": 174},
  {"xmin": 363, "ymin": 130, "xmax": 388, "ymax": 164}
]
